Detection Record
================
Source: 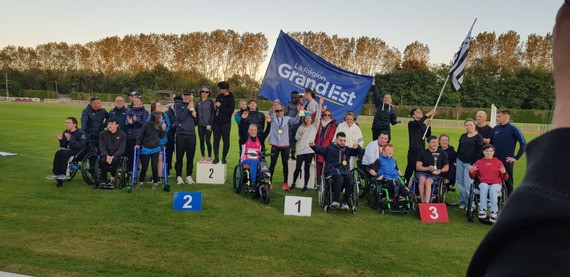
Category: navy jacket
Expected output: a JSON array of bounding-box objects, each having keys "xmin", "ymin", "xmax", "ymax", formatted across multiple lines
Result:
[
  {"xmin": 126, "ymin": 106, "xmax": 149, "ymax": 140},
  {"xmin": 59, "ymin": 128, "xmax": 87, "ymax": 151},
  {"xmin": 371, "ymin": 85, "xmax": 398, "ymax": 133},
  {"xmin": 108, "ymin": 106, "xmax": 129, "ymax": 131},
  {"xmin": 81, "ymin": 105, "xmax": 108, "ymax": 138},
  {"xmin": 173, "ymin": 102, "xmax": 198, "ymax": 135},
  {"xmin": 311, "ymin": 143, "xmax": 361, "ymax": 176},
  {"xmin": 490, "ymin": 122, "xmax": 527, "ymax": 162}
]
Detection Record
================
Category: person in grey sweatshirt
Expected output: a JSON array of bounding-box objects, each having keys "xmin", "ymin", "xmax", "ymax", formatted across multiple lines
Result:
[{"xmin": 195, "ymin": 86, "xmax": 215, "ymax": 163}]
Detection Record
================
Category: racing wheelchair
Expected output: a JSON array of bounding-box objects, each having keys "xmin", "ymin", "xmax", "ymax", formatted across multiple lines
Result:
[
  {"xmin": 466, "ymin": 178, "xmax": 508, "ymax": 224},
  {"xmin": 318, "ymin": 165, "xmax": 358, "ymax": 214},
  {"xmin": 232, "ymin": 151, "xmax": 272, "ymax": 204},
  {"xmin": 126, "ymin": 147, "xmax": 170, "ymax": 193}
]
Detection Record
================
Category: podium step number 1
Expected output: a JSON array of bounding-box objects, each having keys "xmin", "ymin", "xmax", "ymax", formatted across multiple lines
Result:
[
  {"xmin": 284, "ymin": 196, "xmax": 312, "ymax": 217},
  {"xmin": 173, "ymin": 192, "xmax": 202, "ymax": 211}
]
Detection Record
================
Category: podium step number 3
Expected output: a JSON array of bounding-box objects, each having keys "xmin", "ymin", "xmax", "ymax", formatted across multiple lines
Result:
[
  {"xmin": 419, "ymin": 203, "xmax": 449, "ymax": 223},
  {"xmin": 284, "ymin": 196, "xmax": 312, "ymax": 217},
  {"xmin": 173, "ymin": 192, "xmax": 202, "ymax": 211}
]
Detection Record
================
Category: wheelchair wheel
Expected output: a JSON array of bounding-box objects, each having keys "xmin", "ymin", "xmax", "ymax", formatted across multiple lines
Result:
[
  {"xmin": 233, "ymin": 165, "xmax": 242, "ymax": 193},
  {"xmin": 466, "ymin": 183, "xmax": 477, "ymax": 222},
  {"xmin": 444, "ymin": 183, "xmax": 461, "ymax": 206},
  {"xmin": 67, "ymin": 162, "xmax": 79, "ymax": 182},
  {"xmin": 115, "ymin": 158, "xmax": 128, "ymax": 189},
  {"xmin": 367, "ymin": 182, "xmax": 379, "ymax": 209},
  {"xmin": 351, "ymin": 168, "xmax": 368, "ymax": 199},
  {"xmin": 318, "ymin": 177, "xmax": 326, "ymax": 207},
  {"xmin": 259, "ymin": 184, "xmax": 270, "ymax": 204},
  {"xmin": 81, "ymin": 152, "xmax": 98, "ymax": 186},
  {"xmin": 435, "ymin": 179, "xmax": 445, "ymax": 203}
]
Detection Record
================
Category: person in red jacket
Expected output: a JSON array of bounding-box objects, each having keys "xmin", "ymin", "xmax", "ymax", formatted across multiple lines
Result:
[
  {"xmin": 468, "ymin": 144, "xmax": 509, "ymax": 223},
  {"xmin": 315, "ymin": 109, "xmax": 337, "ymax": 187}
]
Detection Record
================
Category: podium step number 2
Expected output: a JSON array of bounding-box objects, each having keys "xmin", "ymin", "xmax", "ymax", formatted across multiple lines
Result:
[
  {"xmin": 284, "ymin": 196, "xmax": 312, "ymax": 217},
  {"xmin": 173, "ymin": 192, "xmax": 202, "ymax": 211},
  {"xmin": 419, "ymin": 203, "xmax": 449, "ymax": 223}
]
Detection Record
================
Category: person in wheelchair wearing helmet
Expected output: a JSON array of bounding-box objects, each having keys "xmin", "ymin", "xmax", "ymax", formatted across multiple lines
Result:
[
  {"xmin": 240, "ymin": 122, "xmax": 271, "ymax": 191},
  {"xmin": 368, "ymin": 143, "xmax": 408, "ymax": 209},
  {"xmin": 468, "ymin": 144, "xmax": 509, "ymax": 223},
  {"xmin": 309, "ymin": 132, "xmax": 362, "ymax": 209},
  {"xmin": 98, "ymin": 117, "xmax": 126, "ymax": 187}
]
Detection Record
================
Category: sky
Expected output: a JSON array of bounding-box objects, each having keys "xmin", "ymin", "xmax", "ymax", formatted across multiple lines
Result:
[{"xmin": 0, "ymin": 0, "xmax": 562, "ymax": 71}]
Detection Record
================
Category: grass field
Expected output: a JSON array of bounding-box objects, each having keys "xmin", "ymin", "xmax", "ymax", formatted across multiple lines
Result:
[{"xmin": 0, "ymin": 102, "xmax": 536, "ymax": 277}]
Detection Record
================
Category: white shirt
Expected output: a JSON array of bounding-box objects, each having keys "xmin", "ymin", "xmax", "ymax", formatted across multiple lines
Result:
[
  {"xmin": 334, "ymin": 121, "xmax": 364, "ymax": 148},
  {"xmin": 362, "ymin": 140, "xmax": 382, "ymax": 166}
]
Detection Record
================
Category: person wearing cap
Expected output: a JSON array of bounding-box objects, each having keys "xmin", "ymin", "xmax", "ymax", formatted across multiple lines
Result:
[
  {"xmin": 212, "ymin": 81, "xmax": 235, "ymax": 164},
  {"xmin": 285, "ymin": 91, "xmax": 302, "ymax": 160},
  {"xmin": 81, "ymin": 96, "xmax": 109, "ymax": 142},
  {"xmin": 173, "ymin": 90, "xmax": 198, "ymax": 185},
  {"xmin": 125, "ymin": 96, "xmax": 149, "ymax": 172},
  {"xmin": 164, "ymin": 94, "xmax": 182, "ymax": 175},
  {"xmin": 126, "ymin": 91, "xmax": 140, "ymax": 109},
  {"xmin": 267, "ymin": 99, "xmax": 302, "ymax": 191},
  {"xmin": 195, "ymin": 86, "xmax": 215, "ymax": 164},
  {"xmin": 108, "ymin": 96, "xmax": 128, "ymax": 130}
]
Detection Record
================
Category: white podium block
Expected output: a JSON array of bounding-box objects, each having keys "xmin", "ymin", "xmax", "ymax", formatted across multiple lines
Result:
[
  {"xmin": 196, "ymin": 162, "xmax": 227, "ymax": 184},
  {"xmin": 287, "ymin": 159, "xmax": 316, "ymax": 189},
  {"xmin": 284, "ymin": 196, "xmax": 312, "ymax": 217}
]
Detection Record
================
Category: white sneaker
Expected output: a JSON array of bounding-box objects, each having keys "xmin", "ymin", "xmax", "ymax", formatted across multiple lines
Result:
[
  {"xmin": 490, "ymin": 212, "xmax": 498, "ymax": 223},
  {"xmin": 341, "ymin": 203, "xmax": 349, "ymax": 210},
  {"xmin": 138, "ymin": 182, "xmax": 144, "ymax": 188},
  {"xmin": 331, "ymin": 201, "xmax": 340, "ymax": 208},
  {"xmin": 186, "ymin": 176, "xmax": 194, "ymax": 184},
  {"xmin": 478, "ymin": 209, "xmax": 487, "ymax": 219},
  {"xmin": 177, "ymin": 176, "xmax": 184, "ymax": 185}
]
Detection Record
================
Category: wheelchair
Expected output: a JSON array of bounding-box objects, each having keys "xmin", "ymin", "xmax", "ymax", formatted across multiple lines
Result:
[
  {"xmin": 126, "ymin": 147, "xmax": 170, "ymax": 193},
  {"xmin": 64, "ymin": 138, "xmax": 99, "ymax": 186},
  {"xmin": 232, "ymin": 151, "xmax": 272, "ymax": 204},
  {"xmin": 367, "ymin": 178, "xmax": 413, "ymax": 214},
  {"xmin": 318, "ymin": 166, "xmax": 358, "ymax": 214},
  {"xmin": 466, "ymin": 179, "xmax": 508, "ymax": 223},
  {"xmin": 92, "ymin": 155, "xmax": 129, "ymax": 189},
  {"xmin": 408, "ymin": 173, "xmax": 446, "ymax": 210},
  {"xmin": 351, "ymin": 164, "xmax": 373, "ymax": 200}
]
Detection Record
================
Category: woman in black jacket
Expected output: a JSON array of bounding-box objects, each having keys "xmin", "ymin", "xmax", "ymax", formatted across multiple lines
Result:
[{"xmin": 136, "ymin": 111, "xmax": 166, "ymax": 190}]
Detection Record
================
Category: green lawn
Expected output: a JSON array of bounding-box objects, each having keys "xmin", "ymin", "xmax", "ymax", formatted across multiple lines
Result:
[{"xmin": 0, "ymin": 102, "xmax": 536, "ymax": 277}]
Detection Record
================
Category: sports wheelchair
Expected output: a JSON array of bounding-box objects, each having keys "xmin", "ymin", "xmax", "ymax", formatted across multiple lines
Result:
[
  {"xmin": 232, "ymin": 151, "xmax": 272, "ymax": 204},
  {"xmin": 91, "ymin": 155, "xmax": 129, "ymax": 189},
  {"xmin": 126, "ymin": 147, "xmax": 170, "ymax": 193},
  {"xmin": 318, "ymin": 166, "xmax": 358, "ymax": 214},
  {"xmin": 466, "ymin": 179, "xmax": 508, "ymax": 223},
  {"xmin": 367, "ymin": 178, "xmax": 413, "ymax": 214},
  {"xmin": 408, "ymin": 173, "xmax": 446, "ymax": 209},
  {"xmin": 64, "ymin": 137, "xmax": 99, "ymax": 186}
]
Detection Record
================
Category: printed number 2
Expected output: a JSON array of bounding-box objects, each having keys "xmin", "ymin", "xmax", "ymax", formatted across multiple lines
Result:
[
  {"xmin": 295, "ymin": 200, "xmax": 301, "ymax": 213},
  {"xmin": 209, "ymin": 168, "xmax": 214, "ymax": 178},
  {"xmin": 429, "ymin": 206, "xmax": 439, "ymax": 220},
  {"xmin": 183, "ymin": 195, "xmax": 193, "ymax": 209}
]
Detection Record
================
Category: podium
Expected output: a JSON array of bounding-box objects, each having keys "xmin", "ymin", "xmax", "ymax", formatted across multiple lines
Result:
[
  {"xmin": 196, "ymin": 162, "xmax": 227, "ymax": 184},
  {"xmin": 287, "ymin": 159, "xmax": 316, "ymax": 189}
]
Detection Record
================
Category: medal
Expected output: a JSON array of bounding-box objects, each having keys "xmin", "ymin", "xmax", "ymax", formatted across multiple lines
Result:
[
  {"xmin": 342, "ymin": 160, "xmax": 347, "ymax": 166},
  {"xmin": 278, "ymin": 129, "xmax": 283, "ymax": 134}
]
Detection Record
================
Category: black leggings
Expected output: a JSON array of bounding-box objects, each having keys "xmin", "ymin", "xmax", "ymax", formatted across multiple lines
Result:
[
  {"xmin": 269, "ymin": 146, "xmax": 290, "ymax": 184},
  {"xmin": 139, "ymin": 152, "xmax": 159, "ymax": 183},
  {"xmin": 293, "ymin": 153, "xmax": 313, "ymax": 188},
  {"xmin": 198, "ymin": 126, "xmax": 212, "ymax": 158},
  {"xmin": 213, "ymin": 121, "xmax": 231, "ymax": 159}
]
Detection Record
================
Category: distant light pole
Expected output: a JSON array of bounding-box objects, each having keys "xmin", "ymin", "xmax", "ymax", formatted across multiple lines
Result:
[{"xmin": 5, "ymin": 73, "xmax": 8, "ymax": 98}]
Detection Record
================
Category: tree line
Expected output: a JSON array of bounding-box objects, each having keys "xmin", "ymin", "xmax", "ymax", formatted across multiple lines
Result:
[{"xmin": 0, "ymin": 29, "xmax": 553, "ymax": 109}]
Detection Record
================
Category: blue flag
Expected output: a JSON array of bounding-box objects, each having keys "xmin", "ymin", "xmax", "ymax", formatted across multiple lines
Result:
[{"xmin": 259, "ymin": 31, "xmax": 373, "ymax": 122}]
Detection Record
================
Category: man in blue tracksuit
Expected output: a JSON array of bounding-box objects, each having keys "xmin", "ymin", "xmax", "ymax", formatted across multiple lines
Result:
[
  {"xmin": 490, "ymin": 109, "xmax": 526, "ymax": 195},
  {"xmin": 310, "ymin": 132, "xmax": 362, "ymax": 210}
]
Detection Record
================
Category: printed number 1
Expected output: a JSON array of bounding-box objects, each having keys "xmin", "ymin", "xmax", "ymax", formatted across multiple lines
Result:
[
  {"xmin": 209, "ymin": 168, "xmax": 214, "ymax": 178},
  {"xmin": 295, "ymin": 200, "xmax": 301, "ymax": 213},
  {"xmin": 183, "ymin": 195, "xmax": 193, "ymax": 209},
  {"xmin": 429, "ymin": 206, "xmax": 439, "ymax": 220}
]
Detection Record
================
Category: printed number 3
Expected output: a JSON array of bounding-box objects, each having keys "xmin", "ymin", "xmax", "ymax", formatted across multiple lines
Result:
[
  {"xmin": 183, "ymin": 195, "xmax": 193, "ymax": 209},
  {"xmin": 209, "ymin": 168, "xmax": 214, "ymax": 178},
  {"xmin": 429, "ymin": 206, "xmax": 439, "ymax": 220}
]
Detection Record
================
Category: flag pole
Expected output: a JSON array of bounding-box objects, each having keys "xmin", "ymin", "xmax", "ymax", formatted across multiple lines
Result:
[{"xmin": 422, "ymin": 18, "xmax": 477, "ymax": 140}]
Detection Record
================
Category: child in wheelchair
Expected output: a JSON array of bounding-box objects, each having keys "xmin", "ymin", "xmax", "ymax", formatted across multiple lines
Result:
[
  {"xmin": 468, "ymin": 144, "xmax": 509, "ymax": 223},
  {"xmin": 369, "ymin": 144, "xmax": 409, "ymax": 210}
]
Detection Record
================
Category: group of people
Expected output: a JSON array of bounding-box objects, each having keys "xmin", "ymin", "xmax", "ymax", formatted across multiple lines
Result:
[
  {"xmin": 47, "ymin": 75, "xmax": 527, "ymax": 219},
  {"xmin": 48, "ymin": 81, "xmax": 236, "ymax": 191}
]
